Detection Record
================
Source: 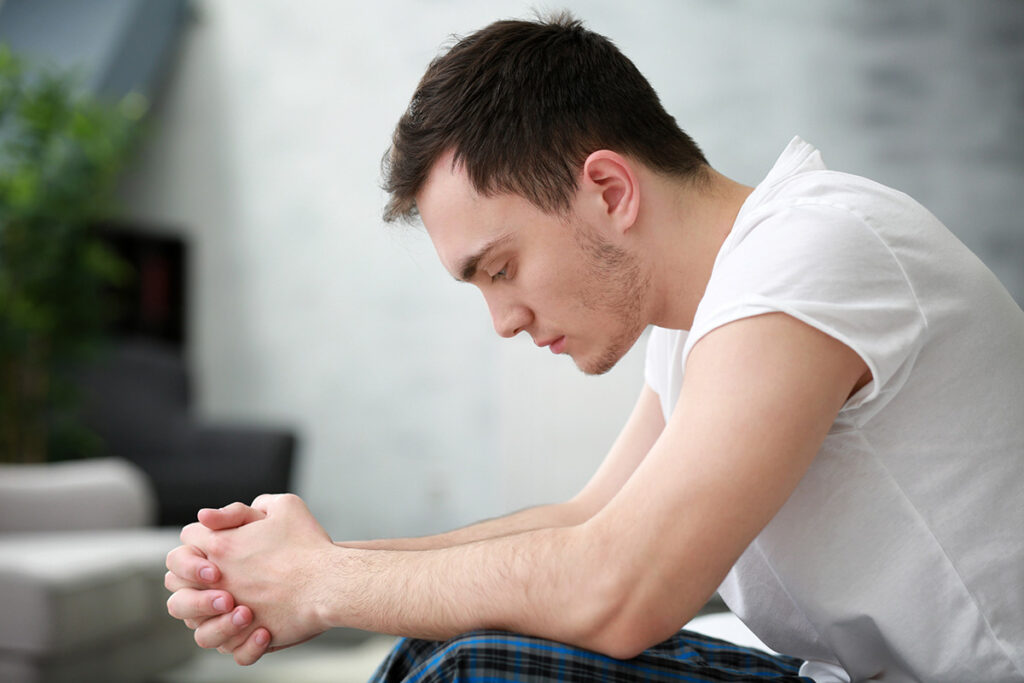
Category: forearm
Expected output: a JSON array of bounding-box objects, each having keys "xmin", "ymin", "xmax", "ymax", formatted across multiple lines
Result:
[
  {"xmin": 336, "ymin": 500, "xmax": 589, "ymax": 551},
  {"xmin": 317, "ymin": 523, "xmax": 613, "ymax": 648},
  {"xmin": 336, "ymin": 386, "xmax": 665, "ymax": 554}
]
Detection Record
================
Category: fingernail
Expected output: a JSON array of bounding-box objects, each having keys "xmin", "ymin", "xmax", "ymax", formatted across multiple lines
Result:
[
  {"xmin": 254, "ymin": 630, "xmax": 270, "ymax": 646},
  {"xmin": 232, "ymin": 608, "xmax": 250, "ymax": 627},
  {"xmin": 199, "ymin": 567, "xmax": 215, "ymax": 582},
  {"xmin": 212, "ymin": 596, "xmax": 227, "ymax": 612}
]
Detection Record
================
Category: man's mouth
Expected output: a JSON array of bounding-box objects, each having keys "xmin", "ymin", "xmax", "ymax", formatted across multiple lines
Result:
[{"xmin": 546, "ymin": 336, "xmax": 566, "ymax": 354}]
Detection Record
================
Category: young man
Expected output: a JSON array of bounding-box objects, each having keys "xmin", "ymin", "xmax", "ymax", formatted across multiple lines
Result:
[{"xmin": 165, "ymin": 14, "xmax": 1024, "ymax": 682}]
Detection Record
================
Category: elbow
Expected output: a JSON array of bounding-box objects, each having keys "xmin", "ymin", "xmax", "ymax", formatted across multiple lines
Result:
[
  {"xmin": 583, "ymin": 606, "xmax": 682, "ymax": 661},
  {"xmin": 569, "ymin": 564, "xmax": 694, "ymax": 660},
  {"xmin": 588, "ymin": 630, "xmax": 657, "ymax": 661},
  {"xmin": 553, "ymin": 522, "xmax": 713, "ymax": 660}
]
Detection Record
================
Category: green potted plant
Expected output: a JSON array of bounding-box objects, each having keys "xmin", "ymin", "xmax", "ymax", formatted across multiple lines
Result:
[{"xmin": 0, "ymin": 45, "xmax": 146, "ymax": 463}]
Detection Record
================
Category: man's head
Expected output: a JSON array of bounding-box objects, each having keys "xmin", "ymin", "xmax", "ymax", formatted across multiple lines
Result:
[
  {"xmin": 383, "ymin": 13, "xmax": 713, "ymax": 374},
  {"xmin": 416, "ymin": 148, "xmax": 652, "ymax": 375},
  {"xmin": 382, "ymin": 12, "xmax": 709, "ymax": 223}
]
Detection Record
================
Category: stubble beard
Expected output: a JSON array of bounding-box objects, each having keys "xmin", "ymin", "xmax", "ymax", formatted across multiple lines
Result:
[{"xmin": 573, "ymin": 226, "xmax": 651, "ymax": 376}]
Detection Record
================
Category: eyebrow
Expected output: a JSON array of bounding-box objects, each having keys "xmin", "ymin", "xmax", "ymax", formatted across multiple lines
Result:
[{"xmin": 455, "ymin": 233, "xmax": 514, "ymax": 282}]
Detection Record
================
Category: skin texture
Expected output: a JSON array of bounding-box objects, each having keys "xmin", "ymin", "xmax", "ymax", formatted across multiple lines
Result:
[
  {"xmin": 164, "ymin": 149, "xmax": 871, "ymax": 665},
  {"xmin": 420, "ymin": 150, "xmax": 653, "ymax": 376}
]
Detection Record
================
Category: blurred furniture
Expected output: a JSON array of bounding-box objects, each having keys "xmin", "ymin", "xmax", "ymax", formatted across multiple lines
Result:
[
  {"xmin": 0, "ymin": 457, "xmax": 194, "ymax": 683},
  {"xmin": 99, "ymin": 226, "xmax": 188, "ymax": 349},
  {"xmin": 74, "ymin": 339, "xmax": 298, "ymax": 526},
  {"xmin": 80, "ymin": 225, "xmax": 296, "ymax": 525}
]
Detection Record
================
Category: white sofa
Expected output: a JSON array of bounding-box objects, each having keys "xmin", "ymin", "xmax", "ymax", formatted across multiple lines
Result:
[{"xmin": 0, "ymin": 458, "xmax": 195, "ymax": 683}]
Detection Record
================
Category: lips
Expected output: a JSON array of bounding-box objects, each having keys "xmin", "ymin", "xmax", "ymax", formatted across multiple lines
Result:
[{"xmin": 540, "ymin": 337, "xmax": 565, "ymax": 358}]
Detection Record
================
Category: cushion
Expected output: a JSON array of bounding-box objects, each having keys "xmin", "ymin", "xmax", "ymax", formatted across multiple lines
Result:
[{"xmin": 0, "ymin": 528, "xmax": 194, "ymax": 682}]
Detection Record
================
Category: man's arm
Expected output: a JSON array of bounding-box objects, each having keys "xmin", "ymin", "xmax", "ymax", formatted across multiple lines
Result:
[
  {"xmin": 339, "ymin": 385, "xmax": 666, "ymax": 550},
  {"xmin": 164, "ymin": 384, "xmax": 665, "ymax": 662},
  {"xmin": 172, "ymin": 312, "xmax": 868, "ymax": 660}
]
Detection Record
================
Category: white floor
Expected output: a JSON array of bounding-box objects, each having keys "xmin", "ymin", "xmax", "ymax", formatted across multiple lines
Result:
[{"xmin": 155, "ymin": 634, "xmax": 399, "ymax": 683}]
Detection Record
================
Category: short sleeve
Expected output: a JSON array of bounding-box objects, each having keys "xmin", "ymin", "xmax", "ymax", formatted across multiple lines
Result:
[
  {"xmin": 685, "ymin": 201, "xmax": 928, "ymax": 419},
  {"xmin": 645, "ymin": 326, "xmax": 690, "ymax": 421}
]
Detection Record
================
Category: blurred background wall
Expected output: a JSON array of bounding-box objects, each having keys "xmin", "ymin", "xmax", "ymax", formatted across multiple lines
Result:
[{"xmin": 5, "ymin": 0, "xmax": 1021, "ymax": 541}]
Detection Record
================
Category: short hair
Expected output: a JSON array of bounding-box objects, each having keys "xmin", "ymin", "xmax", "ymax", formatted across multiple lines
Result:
[{"xmin": 381, "ymin": 12, "xmax": 709, "ymax": 223}]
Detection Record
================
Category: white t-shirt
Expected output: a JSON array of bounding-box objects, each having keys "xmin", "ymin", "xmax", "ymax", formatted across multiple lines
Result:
[{"xmin": 645, "ymin": 137, "xmax": 1024, "ymax": 682}]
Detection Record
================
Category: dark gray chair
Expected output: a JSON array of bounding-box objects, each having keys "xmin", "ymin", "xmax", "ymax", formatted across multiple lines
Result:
[{"xmin": 74, "ymin": 339, "xmax": 297, "ymax": 526}]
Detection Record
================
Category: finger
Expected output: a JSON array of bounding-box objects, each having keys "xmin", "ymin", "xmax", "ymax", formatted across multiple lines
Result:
[
  {"xmin": 165, "ymin": 568, "xmax": 221, "ymax": 592},
  {"xmin": 253, "ymin": 492, "xmax": 310, "ymax": 518},
  {"xmin": 215, "ymin": 620, "xmax": 265, "ymax": 655},
  {"xmin": 193, "ymin": 606, "xmax": 254, "ymax": 650},
  {"xmin": 166, "ymin": 545, "xmax": 220, "ymax": 585},
  {"xmin": 179, "ymin": 521, "xmax": 212, "ymax": 549},
  {"xmin": 184, "ymin": 616, "xmax": 219, "ymax": 630},
  {"xmin": 166, "ymin": 588, "xmax": 235, "ymax": 622},
  {"xmin": 198, "ymin": 502, "xmax": 267, "ymax": 530},
  {"xmin": 233, "ymin": 628, "xmax": 272, "ymax": 666},
  {"xmin": 165, "ymin": 570, "xmax": 193, "ymax": 592},
  {"xmin": 250, "ymin": 493, "xmax": 285, "ymax": 513}
]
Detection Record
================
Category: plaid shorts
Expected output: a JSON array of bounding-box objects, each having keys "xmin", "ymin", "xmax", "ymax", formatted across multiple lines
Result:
[{"xmin": 369, "ymin": 628, "xmax": 812, "ymax": 682}]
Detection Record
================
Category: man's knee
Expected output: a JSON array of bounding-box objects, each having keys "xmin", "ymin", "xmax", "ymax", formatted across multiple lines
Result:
[
  {"xmin": 442, "ymin": 629, "xmax": 516, "ymax": 658},
  {"xmin": 432, "ymin": 630, "xmax": 529, "ymax": 677},
  {"xmin": 372, "ymin": 631, "xmax": 512, "ymax": 683}
]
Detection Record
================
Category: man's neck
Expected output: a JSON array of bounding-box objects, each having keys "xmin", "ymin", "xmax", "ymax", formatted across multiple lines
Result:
[{"xmin": 639, "ymin": 167, "xmax": 754, "ymax": 331}]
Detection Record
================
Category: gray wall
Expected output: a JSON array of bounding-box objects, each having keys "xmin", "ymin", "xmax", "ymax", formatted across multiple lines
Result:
[{"xmin": 114, "ymin": 0, "xmax": 1024, "ymax": 541}]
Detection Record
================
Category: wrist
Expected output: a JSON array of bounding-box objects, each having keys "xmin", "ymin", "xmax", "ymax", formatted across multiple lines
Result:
[{"xmin": 307, "ymin": 544, "xmax": 355, "ymax": 632}]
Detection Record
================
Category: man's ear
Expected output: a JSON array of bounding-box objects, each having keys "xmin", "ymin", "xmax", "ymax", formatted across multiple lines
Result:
[{"xmin": 579, "ymin": 150, "xmax": 640, "ymax": 234}]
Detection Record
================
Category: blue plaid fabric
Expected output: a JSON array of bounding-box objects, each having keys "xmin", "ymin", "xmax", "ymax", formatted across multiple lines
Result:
[{"xmin": 369, "ymin": 628, "xmax": 812, "ymax": 682}]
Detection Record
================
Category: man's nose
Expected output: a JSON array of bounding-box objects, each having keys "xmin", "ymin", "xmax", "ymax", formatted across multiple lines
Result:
[{"xmin": 486, "ymin": 294, "xmax": 532, "ymax": 339}]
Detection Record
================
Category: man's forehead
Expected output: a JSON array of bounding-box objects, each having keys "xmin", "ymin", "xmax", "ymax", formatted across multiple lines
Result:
[
  {"xmin": 416, "ymin": 151, "xmax": 497, "ymax": 278},
  {"xmin": 418, "ymin": 154, "xmax": 474, "ymax": 228}
]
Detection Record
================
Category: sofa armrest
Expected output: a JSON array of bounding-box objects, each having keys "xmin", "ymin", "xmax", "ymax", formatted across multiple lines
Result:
[{"xmin": 0, "ymin": 458, "xmax": 156, "ymax": 532}]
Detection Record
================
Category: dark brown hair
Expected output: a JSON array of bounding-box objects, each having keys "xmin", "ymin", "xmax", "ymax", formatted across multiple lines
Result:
[{"xmin": 381, "ymin": 12, "xmax": 709, "ymax": 223}]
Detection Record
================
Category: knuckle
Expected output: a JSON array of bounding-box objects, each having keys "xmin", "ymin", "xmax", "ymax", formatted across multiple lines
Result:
[
  {"xmin": 279, "ymin": 493, "xmax": 304, "ymax": 510},
  {"xmin": 205, "ymin": 533, "xmax": 228, "ymax": 557},
  {"xmin": 180, "ymin": 522, "xmax": 202, "ymax": 545},
  {"xmin": 166, "ymin": 545, "xmax": 189, "ymax": 569},
  {"xmin": 251, "ymin": 493, "xmax": 271, "ymax": 506}
]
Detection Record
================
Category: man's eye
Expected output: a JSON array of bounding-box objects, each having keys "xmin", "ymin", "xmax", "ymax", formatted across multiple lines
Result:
[{"xmin": 491, "ymin": 267, "xmax": 508, "ymax": 282}]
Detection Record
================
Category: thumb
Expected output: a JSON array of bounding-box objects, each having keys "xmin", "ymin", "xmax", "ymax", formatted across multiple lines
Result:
[{"xmin": 197, "ymin": 502, "xmax": 266, "ymax": 530}]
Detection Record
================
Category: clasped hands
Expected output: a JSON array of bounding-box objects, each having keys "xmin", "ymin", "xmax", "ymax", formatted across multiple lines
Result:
[{"xmin": 165, "ymin": 493, "xmax": 336, "ymax": 666}]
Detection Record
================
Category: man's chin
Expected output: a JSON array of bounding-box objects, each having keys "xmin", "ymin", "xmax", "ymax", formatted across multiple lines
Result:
[
  {"xmin": 574, "ymin": 350, "xmax": 621, "ymax": 377},
  {"xmin": 574, "ymin": 330, "xmax": 644, "ymax": 376}
]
